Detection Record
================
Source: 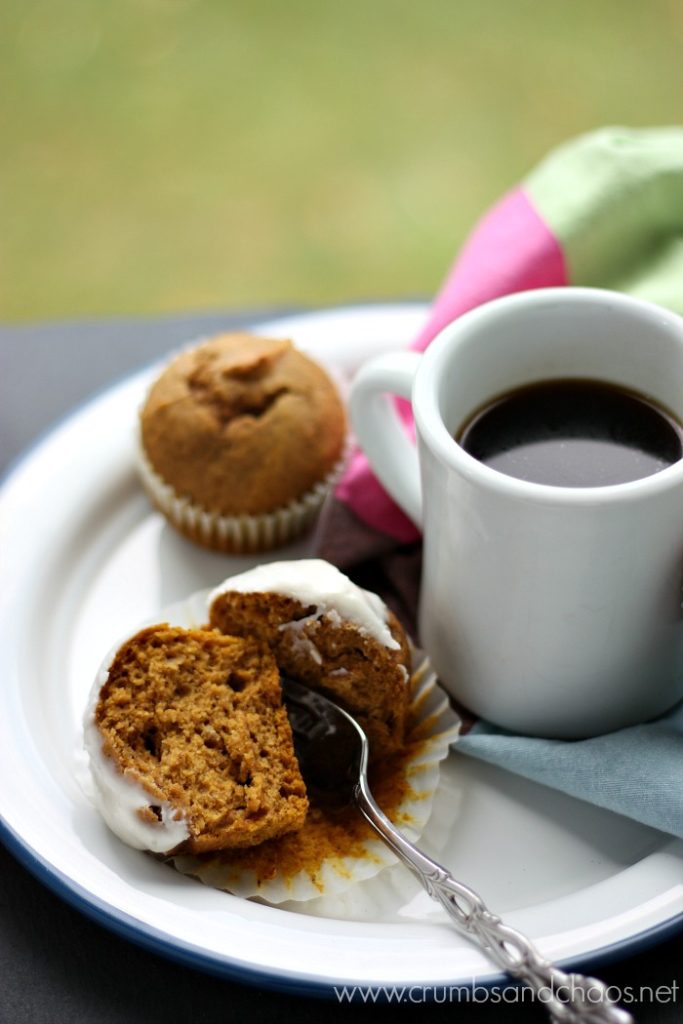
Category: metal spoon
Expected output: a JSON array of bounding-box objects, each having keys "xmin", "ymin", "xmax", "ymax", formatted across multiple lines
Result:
[{"xmin": 282, "ymin": 676, "xmax": 634, "ymax": 1024}]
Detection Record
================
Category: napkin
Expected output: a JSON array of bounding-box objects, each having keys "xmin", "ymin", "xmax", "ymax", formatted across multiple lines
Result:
[{"xmin": 315, "ymin": 126, "xmax": 683, "ymax": 840}]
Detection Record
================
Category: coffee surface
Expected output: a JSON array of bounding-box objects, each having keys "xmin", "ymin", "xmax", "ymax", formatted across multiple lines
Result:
[{"xmin": 456, "ymin": 379, "xmax": 683, "ymax": 487}]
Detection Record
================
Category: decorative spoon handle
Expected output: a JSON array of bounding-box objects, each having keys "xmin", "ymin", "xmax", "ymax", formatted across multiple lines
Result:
[{"xmin": 355, "ymin": 775, "xmax": 634, "ymax": 1024}]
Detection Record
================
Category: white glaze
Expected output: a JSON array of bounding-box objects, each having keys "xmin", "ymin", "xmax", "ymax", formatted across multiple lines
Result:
[
  {"xmin": 209, "ymin": 559, "xmax": 399, "ymax": 650},
  {"xmin": 83, "ymin": 645, "xmax": 190, "ymax": 854},
  {"xmin": 279, "ymin": 617, "xmax": 323, "ymax": 664}
]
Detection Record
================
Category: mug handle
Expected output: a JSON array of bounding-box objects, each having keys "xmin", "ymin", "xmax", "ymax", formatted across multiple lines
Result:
[{"xmin": 349, "ymin": 351, "xmax": 423, "ymax": 527}]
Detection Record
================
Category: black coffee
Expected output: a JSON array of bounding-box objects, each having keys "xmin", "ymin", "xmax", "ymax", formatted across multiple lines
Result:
[{"xmin": 456, "ymin": 379, "xmax": 683, "ymax": 487}]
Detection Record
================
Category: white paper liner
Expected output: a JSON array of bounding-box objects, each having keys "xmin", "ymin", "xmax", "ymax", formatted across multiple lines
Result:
[{"xmin": 136, "ymin": 437, "xmax": 348, "ymax": 553}]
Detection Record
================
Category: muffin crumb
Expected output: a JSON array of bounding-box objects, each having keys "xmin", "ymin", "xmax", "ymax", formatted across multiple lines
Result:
[{"xmin": 86, "ymin": 624, "xmax": 308, "ymax": 855}]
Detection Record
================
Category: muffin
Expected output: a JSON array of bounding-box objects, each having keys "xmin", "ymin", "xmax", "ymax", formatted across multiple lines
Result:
[
  {"xmin": 137, "ymin": 332, "xmax": 347, "ymax": 552},
  {"xmin": 83, "ymin": 624, "xmax": 308, "ymax": 855},
  {"xmin": 208, "ymin": 559, "xmax": 412, "ymax": 760}
]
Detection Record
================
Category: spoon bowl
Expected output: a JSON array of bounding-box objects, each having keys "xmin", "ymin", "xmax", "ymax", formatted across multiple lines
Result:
[{"xmin": 281, "ymin": 675, "xmax": 367, "ymax": 801}]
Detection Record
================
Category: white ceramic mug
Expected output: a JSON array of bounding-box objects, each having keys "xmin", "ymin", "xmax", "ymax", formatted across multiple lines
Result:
[{"xmin": 349, "ymin": 287, "xmax": 683, "ymax": 737}]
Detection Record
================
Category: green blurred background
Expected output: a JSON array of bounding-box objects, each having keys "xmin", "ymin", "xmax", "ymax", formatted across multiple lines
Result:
[{"xmin": 1, "ymin": 0, "xmax": 682, "ymax": 323}]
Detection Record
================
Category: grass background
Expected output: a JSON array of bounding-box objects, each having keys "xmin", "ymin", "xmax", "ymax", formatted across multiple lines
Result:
[{"xmin": 1, "ymin": 0, "xmax": 683, "ymax": 322}]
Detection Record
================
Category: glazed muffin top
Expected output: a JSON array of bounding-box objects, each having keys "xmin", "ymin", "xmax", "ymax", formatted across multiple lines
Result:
[{"xmin": 139, "ymin": 333, "xmax": 346, "ymax": 517}]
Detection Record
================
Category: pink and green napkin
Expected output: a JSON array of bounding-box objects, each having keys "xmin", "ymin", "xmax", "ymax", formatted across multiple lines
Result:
[{"xmin": 338, "ymin": 125, "xmax": 683, "ymax": 542}]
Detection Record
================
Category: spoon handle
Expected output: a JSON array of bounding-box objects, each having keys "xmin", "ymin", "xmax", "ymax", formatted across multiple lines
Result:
[{"xmin": 355, "ymin": 776, "xmax": 633, "ymax": 1024}]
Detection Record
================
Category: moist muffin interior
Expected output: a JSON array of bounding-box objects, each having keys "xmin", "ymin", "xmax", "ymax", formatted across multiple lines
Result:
[
  {"xmin": 209, "ymin": 592, "xmax": 411, "ymax": 760},
  {"xmin": 94, "ymin": 625, "xmax": 308, "ymax": 854}
]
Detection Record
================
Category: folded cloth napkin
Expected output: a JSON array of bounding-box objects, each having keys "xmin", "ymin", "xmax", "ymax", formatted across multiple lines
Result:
[
  {"xmin": 315, "ymin": 125, "xmax": 683, "ymax": 840},
  {"xmin": 458, "ymin": 709, "xmax": 683, "ymax": 839}
]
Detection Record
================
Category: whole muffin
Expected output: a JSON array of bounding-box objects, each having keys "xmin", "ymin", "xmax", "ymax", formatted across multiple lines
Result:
[{"xmin": 137, "ymin": 333, "xmax": 347, "ymax": 552}]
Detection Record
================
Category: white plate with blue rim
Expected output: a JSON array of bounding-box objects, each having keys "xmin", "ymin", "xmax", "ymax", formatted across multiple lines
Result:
[{"xmin": 0, "ymin": 303, "xmax": 681, "ymax": 996}]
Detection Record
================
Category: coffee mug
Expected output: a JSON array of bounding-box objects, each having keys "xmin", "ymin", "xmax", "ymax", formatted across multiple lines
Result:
[{"xmin": 349, "ymin": 287, "xmax": 683, "ymax": 737}]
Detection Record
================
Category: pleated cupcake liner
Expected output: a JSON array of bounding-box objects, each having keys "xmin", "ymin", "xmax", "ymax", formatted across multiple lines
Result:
[{"xmin": 136, "ymin": 437, "xmax": 348, "ymax": 554}]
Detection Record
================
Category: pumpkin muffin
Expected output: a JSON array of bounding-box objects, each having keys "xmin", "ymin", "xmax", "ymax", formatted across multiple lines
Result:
[
  {"xmin": 137, "ymin": 333, "xmax": 347, "ymax": 552},
  {"xmin": 208, "ymin": 559, "xmax": 412, "ymax": 760},
  {"xmin": 83, "ymin": 624, "xmax": 308, "ymax": 855}
]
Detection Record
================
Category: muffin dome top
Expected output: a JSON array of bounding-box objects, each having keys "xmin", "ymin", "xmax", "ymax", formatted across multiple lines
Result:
[{"xmin": 140, "ymin": 333, "xmax": 346, "ymax": 516}]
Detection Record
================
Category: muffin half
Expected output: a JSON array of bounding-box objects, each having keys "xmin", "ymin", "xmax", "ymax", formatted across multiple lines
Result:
[{"xmin": 84, "ymin": 624, "xmax": 308, "ymax": 854}]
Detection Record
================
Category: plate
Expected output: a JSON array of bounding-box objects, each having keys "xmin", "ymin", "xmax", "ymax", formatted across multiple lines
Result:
[{"xmin": 0, "ymin": 303, "xmax": 682, "ymax": 996}]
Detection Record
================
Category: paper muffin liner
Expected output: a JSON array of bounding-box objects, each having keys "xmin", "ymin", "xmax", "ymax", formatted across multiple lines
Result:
[
  {"xmin": 155, "ymin": 589, "xmax": 461, "ymax": 904},
  {"xmin": 136, "ymin": 436, "xmax": 348, "ymax": 554}
]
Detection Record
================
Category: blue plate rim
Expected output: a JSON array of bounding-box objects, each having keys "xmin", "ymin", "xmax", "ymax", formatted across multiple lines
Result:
[{"xmin": 2, "ymin": 797, "xmax": 682, "ymax": 999}]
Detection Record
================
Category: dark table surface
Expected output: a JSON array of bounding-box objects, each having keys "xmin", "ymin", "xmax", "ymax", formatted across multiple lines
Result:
[{"xmin": 1, "ymin": 308, "xmax": 681, "ymax": 1024}]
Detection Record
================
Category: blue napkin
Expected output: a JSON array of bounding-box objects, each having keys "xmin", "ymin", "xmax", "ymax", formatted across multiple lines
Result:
[{"xmin": 457, "ymin": 702, "xmax": 683, "ymax": 838}]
